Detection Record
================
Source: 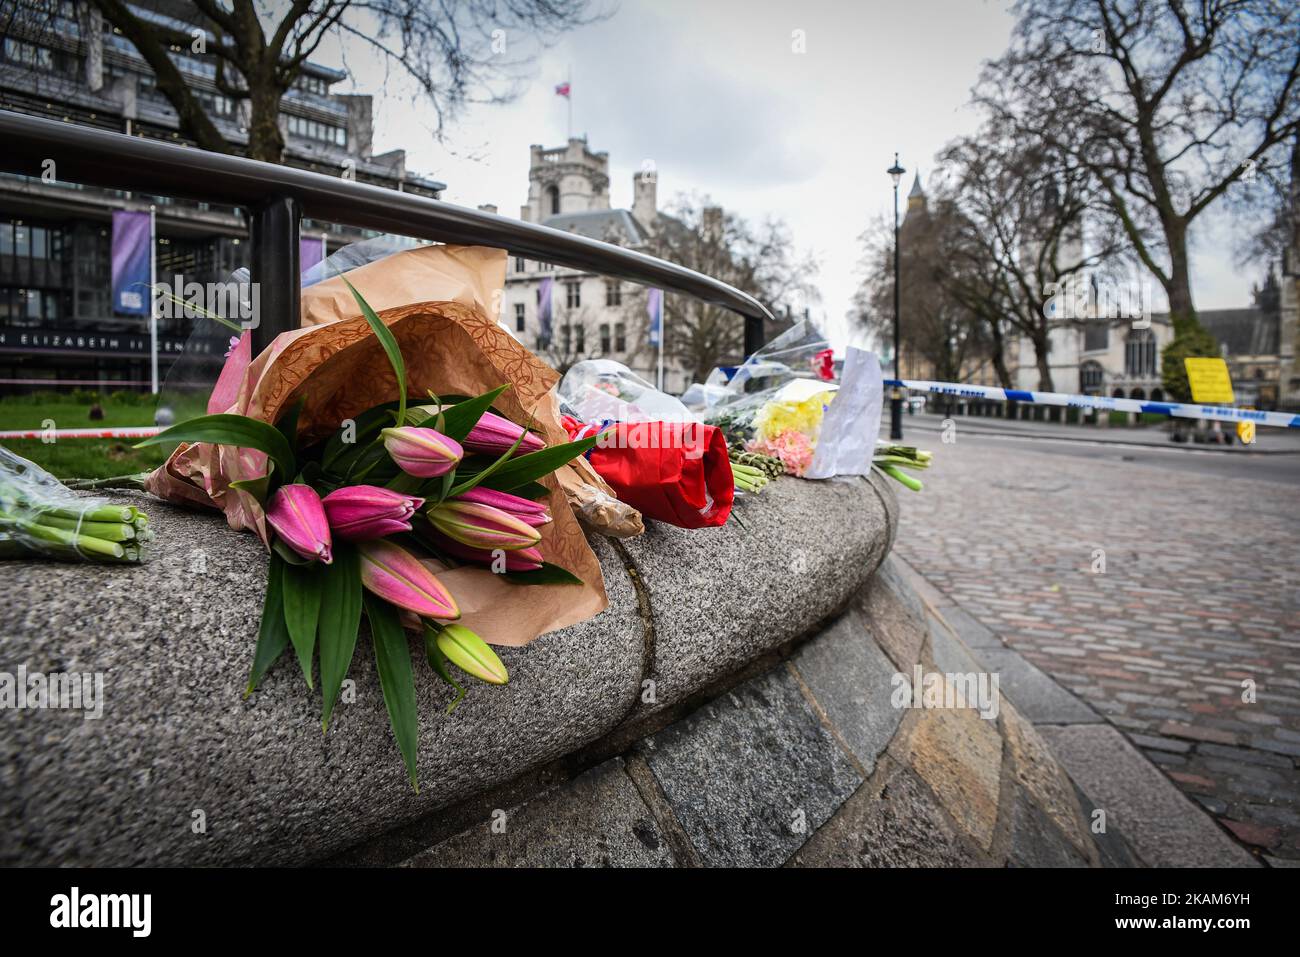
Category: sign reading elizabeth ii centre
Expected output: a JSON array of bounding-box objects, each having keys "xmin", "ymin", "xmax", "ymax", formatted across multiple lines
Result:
[{"xmin": 0, "ymin": 326, "xmax": 227, "ymax": 358}]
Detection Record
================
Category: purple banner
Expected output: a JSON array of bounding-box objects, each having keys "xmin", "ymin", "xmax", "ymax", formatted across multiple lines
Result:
[
  {"xmin": 111, "ymin": 210, "xmax": 151, "ymax": 316},
  {"xmin": 299, "ymin": 237, "xmax": 325, "ymax": 273}
]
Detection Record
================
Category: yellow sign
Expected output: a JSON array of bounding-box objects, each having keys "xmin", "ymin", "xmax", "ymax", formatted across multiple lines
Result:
[
  {"xmin": 1184, "ymin": 357, "xmax": 1235, "ymax": 404},
  {"xmin": 1237, "ymin": 421, "xmax": 1256, "ymax": 445}
]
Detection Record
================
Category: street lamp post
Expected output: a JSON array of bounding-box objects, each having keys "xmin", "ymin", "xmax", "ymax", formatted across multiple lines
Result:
[{"xmin": 887, "ymin": 153, "xmax": 906, "ymax": 441}]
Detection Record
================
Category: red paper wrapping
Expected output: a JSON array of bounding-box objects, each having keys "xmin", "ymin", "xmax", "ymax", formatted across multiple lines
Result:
[{"xmin": 563, "ymin": 416, "xmax": 734, "ymax": 529}]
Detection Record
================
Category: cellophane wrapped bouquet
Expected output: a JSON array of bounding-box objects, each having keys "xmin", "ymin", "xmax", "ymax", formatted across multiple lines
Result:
[
  {"xmin": 0, "ymin": 446, "xmax": 152, "ymax": 562},
  {"xmin": 702, "ymin": 321, "xmax": 839, "ymax": 477}
]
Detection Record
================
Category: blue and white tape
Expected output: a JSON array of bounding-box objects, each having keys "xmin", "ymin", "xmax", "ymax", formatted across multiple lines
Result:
[{"xmin": 885, "ymin": 379, "xmax": 1300, "ymax": 430}]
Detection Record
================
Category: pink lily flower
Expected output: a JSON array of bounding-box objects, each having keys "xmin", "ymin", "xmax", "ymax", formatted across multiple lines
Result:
[
  {"xmin": 427, "ymin": 500, "xmax": 541, "ymax": 551},
  {"xmin": 463, "ymin": 411, "xmax": 545, "ymax": 457},
  {"xmin": 358, "ymin": 539, "xmax": 459, "ymax": 620},
  {"xmin": 266, "ymin": 484, "xmax": 333, "ymax": 564},
  {"xmin": 322, "ymin": 485, "xmax": 424, "ymax": 541},
  {"xmin": 455, "ymin": 486, "xmax": 552, "ymax": 527},
  {"xmin": 430, "ymin": 532, "xmax": 544, "ymax": 572},
  {"xmin": 381, "ymin": 426, "xmax": 463, "ymax": 478}
]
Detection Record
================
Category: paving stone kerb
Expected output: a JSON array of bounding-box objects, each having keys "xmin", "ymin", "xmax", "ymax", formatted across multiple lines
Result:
[
  {"xmin": 396, "ymin": 558, "xmax": 1110, "ymax": 868},
  {"xmin": 0, "ymin": 475, "xmax": 894, "ymax": 866}
]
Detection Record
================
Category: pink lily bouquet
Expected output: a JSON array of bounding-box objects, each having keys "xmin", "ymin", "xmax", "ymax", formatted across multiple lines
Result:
[{"xmin": 139, "ymin": 281, "xmax": 599, "ymax": 789}]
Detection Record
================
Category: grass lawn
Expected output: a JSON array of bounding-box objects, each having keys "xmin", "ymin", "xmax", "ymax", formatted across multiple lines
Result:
[{"xmin": 0, "ymin": 397, "xmax": 175, "ymax": 480}]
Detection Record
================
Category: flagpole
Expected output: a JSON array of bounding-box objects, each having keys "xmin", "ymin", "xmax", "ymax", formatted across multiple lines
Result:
[
  {"xmin": 653, "ymin": 289, "xmax": 664, "ymax": 393},
  {"xmin": 657, "ymin": 329, "xmax": 664, "ymax": 393},
  {"xmin": 567, "ymin": 67, "xmax": 573, "ymax": 139},
  {"xmin": 148, "ymin": 205, "xmax": 158, "ymax": 394}
]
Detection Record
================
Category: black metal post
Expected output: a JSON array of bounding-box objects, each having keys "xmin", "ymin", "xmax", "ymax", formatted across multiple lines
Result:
[
  {"xmin": 743, "ymin": 314, "xmax": 765, "ymax": 362},
  {"xmin": 249, "ymin": 195, "xmax": 301, "ymax": 355},
  {"xmin": 0, "ymin": 109, "xmax": 775, "ymax": 354},
  {"xmin": 890, "ymin": 173, "xmax": 903, "ymax": 441}
]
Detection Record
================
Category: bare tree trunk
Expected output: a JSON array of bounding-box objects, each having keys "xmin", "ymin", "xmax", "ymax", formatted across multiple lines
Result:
[
  {"xmin": 1164, "ymin": 221, "xmax": 1198, "ymax": 332},
  {"xmin": 988, "ymin": 321, "xmax": 1013, "ymax": 389},
  {"xmin": 246, "ymin": 73, "xmax": 286, "ymax": 164},
  {"xmin": 1032, "ymin": 333, "xmax": 1054, "ymax": 392}
]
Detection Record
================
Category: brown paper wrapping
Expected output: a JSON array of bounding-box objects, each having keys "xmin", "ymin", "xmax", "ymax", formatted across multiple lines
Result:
[{"xmin": 147, "ymin": 244, "xmax": 631, "ymax": 646}]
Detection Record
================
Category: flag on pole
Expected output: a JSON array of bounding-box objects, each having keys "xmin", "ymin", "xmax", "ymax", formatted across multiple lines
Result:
[
  {"xmin": 647, "ymin": 288, "xmax": 663, "ymax": 347},
  {"xmin": 554, "ymin": 82, "xmax": 571, "ymax": 97},
  {"xmin": 538, "ymin": 276, "xmax": 554, "ymax": 344},
  {"xmin": 111, "ymin": 209, "xmax": 151, "ymax": 316}
]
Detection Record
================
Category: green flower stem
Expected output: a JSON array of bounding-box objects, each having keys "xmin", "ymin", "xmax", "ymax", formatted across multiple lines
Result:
[
  {"xmin": 876, "ymin": 463, "xmax": 923, "ymax": 492},
  {"xmin": 24, "ymin": 514, "xmax": 140, "ymax": 541},
  {"xmin": 0, "ymin": 513, "xmax": 128, "ymax": 560},
  {"xmin": 3, "ymin": 501, "xmax": 139, "ymax": 524}
]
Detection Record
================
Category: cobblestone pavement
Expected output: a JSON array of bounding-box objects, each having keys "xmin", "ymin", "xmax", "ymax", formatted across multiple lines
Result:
[{"xmin": 892, "ymin": 435, "xmax": 1300, "ymax": 863}]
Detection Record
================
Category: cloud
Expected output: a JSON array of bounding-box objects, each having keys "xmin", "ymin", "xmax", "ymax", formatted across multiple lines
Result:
[
  {"xmin": 551, "ymin": 4, "xmax": 818, "ymax": 189},
  {"xmin": 343, "ymin": 0, "xmax": 1254, "ymax": 354}
]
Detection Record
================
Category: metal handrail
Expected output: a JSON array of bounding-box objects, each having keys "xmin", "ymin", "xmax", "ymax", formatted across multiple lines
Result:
[{"xmin": 0, "ymin": 109, "xmax": 772, "ymax": 356}]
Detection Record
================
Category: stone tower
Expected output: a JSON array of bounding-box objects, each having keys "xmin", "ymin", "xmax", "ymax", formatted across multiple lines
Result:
[
  {"xmin": 520, "ymin": 137, "xmax": 611, "ymax": 223},
  {"xmin": 632, "ymin": 166, "xmax": 658, "ymax": 234},
  {"xmin": 906, "ymin": 171, "xmax": 926, "ymax": 216}
]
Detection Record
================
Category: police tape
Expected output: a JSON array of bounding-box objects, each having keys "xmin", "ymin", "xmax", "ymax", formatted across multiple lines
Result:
[
  {"xmin": 0, "ymin": 426, "xmax": 163, "ymax": 440},
  {"xmin": 885, "ymin": 379, "xmax": 1300, "ymax": 429}
]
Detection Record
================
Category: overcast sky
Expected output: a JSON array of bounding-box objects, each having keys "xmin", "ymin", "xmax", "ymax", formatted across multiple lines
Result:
[{"xmin": 337, "ymin": 0, "xmax": 1256, "ymax": 351}]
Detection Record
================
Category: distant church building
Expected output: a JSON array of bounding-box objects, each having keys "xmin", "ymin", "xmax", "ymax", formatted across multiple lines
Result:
[{"xmin": 502, "ymin": 137, "xmax": 683, "ymax": 389}]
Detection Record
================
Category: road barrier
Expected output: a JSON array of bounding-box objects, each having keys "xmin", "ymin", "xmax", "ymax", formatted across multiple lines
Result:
[
  {"xmin": 5, "ymin": 379, "xmax": 1297, "ymax": 441},
  {"xmin": 887, "ymin": 379, "xmax": 1300, "ymax": 429},
  {"xmin": 0, "ymin": 426, "xmax": 162, "ymax": 440}
]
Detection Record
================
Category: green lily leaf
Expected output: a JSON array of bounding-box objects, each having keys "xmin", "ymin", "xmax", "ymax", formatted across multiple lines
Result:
[
  {"xmin": 423, "ymin": 624, "xmax": 466, "ymax": 714},
  {"xmin": 367, "ymin": 594, "xmax": 421, "ymax": 790},
  {"xmin": 282, "ymin": 560, "xmax": 322, "ymax": 689},
  {"xmin": 447, "ymin": 474, "xmax": 548, "ymax": 501},
  {"xmin": 436, "ymin": 384, "xmax": 511, "ymax": 443},
  {"xmin": 272, "ymin": 537, "xmax": 312, "ymax": 566},
  {"xmin": 246, "ymin": 552, "xmax": 290, "ymax": 696},
  {"xmin": 445, "ymin": 422, "xmax": 529, "ymax": 498},
  {"xmin": 476, "ymin": 435, "xmax": 600, "ymax": 493},
  {"xmin": 502, "ymin": 562, "xmax": 585, "ymax": 586},
  {"xmin": 229, "ymin": 466, "xmax": 273, "ymax": 505},
  {"xmin": 319, "ymin": 541, "xmax": 363, "ymax": 731},
  {"xmin": 346, "ymin": 442, "xmax": 392, "ymax": 484},
  {"xmin": 321, "ymin": 401, "xmax": 399, "ymax": 473},
  {"xmin": 136, "ymin": 413, "xmax": 296, "ymax": 486},
  {"xmin": 385, "ymin": 471, "xmax": 425, "ymax": 494},
  {"xmin": 341, "ymin": 275, "xmax": 407, "ymax": 426},
  {"xmin": 410, "ymin": 468, "xmax": 462, "ymax": 502},
  {"xmin": 276, "ymin": 398, "xmax": 306, "ymax": 455}
]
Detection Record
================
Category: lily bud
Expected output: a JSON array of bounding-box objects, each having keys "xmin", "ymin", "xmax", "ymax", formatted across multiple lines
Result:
[
  {"xmin": 436, "ymin": 624, "xmax": 509, "ymax": 685},
  {"xmin": 322, "ymin": 485, "xmax": 424, "ymax": 541},
  {"xmin": 463, "ymin": 411, "xmax": 545, "ymax": 457},
  {"xmin": 358, "ymin": 539, "xmax": 459, "ymax": 620},
  {"xmin": 455, "ymin": 486, "xmax": 551, "ymax": 527},
  {"xmin": 266, "ymin": 484, "xmax": 333, "ymax": 564},
  {"xmin": 382, "ymin": 426, "xmax": 463, "ymax": 478},
  {"xmin": 427, "ymin": 500, "xmax": 541, "ymax": 551},
  {"xmin": 430, "ymin": 532, "xmax": 544, "ymax": 571}
]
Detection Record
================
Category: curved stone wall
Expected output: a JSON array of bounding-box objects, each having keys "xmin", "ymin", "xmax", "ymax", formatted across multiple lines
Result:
[
  {"xmin": 0, "ymin": 474, "xmax": 895, "ymax": 866},
  {"xmin": 343, "ymin": 556, "xmax": 1122, "ymax": 867}
]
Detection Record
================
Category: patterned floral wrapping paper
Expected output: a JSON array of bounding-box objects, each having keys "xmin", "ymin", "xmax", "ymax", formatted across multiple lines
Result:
[{"xmin": 147, "ymin": 244, "xmax": 627, "ymax": 645}]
